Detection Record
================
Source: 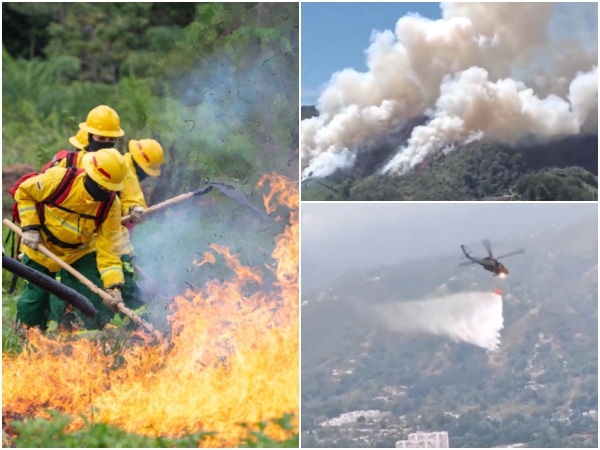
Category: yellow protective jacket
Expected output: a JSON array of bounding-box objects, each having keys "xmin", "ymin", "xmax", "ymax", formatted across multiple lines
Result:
[
  {"xmin": 14, "ymin": 167, "xmax": 124, "ymax": 288},
  {"xmin": 118, "ymin": 153, "xmax": 148, "ymax": 257}
]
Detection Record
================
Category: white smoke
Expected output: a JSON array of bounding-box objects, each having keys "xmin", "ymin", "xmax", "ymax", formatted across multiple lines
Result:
[
  {"xmin": 301, "ymin": 2, "xmax": 598, "ymax": 179},
  {"xmin": 303, "ymin": 147, "xmax": 356, "ymax": 179},
  {"xmin": 381, "ymin": 66, "xmax": 597, "ymax": 174},
  {"xmin": 371, "ymin": 290, "xmax": 504, "ymax": 351}
]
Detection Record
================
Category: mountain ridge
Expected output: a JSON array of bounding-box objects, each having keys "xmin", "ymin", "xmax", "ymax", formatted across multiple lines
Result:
[{"xmin": 300, "ymin": 106, "xmax": 598, "ymax": 201}]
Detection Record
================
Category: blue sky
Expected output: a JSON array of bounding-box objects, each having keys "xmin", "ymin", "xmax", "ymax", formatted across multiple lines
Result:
[{"xmin": 301, "ymin": 2, "xmax": 442, "ymax": 105}]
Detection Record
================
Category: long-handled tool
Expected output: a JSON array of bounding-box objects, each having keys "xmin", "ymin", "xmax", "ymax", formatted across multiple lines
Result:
[
  {"xmin": 3, "ymin": 219, "xmax": 161, "ymax": 339},
  {"xmin": 121, "ymin": 181, "xmax": 278, "ymax": 225},
  {"xmin": 121, "ymin": 185, "xmax": 213, "ymax": 223},
  {"xmin": 2, "ymin": 252, "xmax": 98, "ymax": 318},
  {"xmin": 205, "ymin": 181, "xmax": 277, "ymax": 224}
]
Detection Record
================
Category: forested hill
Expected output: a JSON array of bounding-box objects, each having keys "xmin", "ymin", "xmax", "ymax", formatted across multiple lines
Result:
[
  {"xmin": 300, "ymin": 106, "xmax": 598, "ymax": 201},
  {"xmin": 301, "ymin": 214, "xmax": 598, "ymax": 448}
]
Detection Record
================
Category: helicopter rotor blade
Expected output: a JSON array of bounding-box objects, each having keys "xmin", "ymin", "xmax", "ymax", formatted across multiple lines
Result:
[
  {"xmin": 482, "ymin": 239, "xmax": 494, "ymax": 258},
  {"xmin": 459, "ymin": 261, "xmax": 477, "ymax": 266},
  {"xmin": 496, "ymin": 248, "xmax": 525, "ymax": 260}
]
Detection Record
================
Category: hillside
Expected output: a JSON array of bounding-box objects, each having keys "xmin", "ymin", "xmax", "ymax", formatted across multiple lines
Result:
[
  {"xmin": 301, "ymin": 215, "xmax": 598, "ymax": 448},
  {"xmin": 300, "ymin": 106, "xmax": 598, "ymax": 201}
]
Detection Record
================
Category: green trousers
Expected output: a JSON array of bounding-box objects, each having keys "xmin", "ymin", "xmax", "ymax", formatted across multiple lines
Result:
[
  {"xmin": 15, "ymin": 257, "xmax": 53, "ymax": 329},
  {"xmin": 121, "ymin": 254, "xmax": 145, "ymax": 311},
  {"xmin": 17, "ymin": 253, "xmax": 116, "ymax": 331}
]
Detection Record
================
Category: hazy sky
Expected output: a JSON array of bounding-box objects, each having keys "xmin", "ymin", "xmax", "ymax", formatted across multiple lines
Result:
[
  {"xmin": 301, "ymin": 2, "xmax": 441, "ymax": 105},
  {"xmin": 301, "ymin": 202, "xmax": 598, "ymax": 287}
]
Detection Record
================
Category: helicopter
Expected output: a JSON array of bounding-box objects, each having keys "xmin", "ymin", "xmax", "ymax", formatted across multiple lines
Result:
[{"xmin": 459, "ymin": 239, "xmax": 525, "ymax": 277}]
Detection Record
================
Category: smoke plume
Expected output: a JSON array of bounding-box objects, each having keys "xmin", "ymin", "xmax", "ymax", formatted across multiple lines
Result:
[
  {"xmin": 301, "ymin": 2, "xmax": 598, "ymax": 179},
  {"xmin": 126, "ymin": 8, "xmax": 298, "ymax": 328},
  {"xmin": 371, "ymin": 290, "xmax": 504, "ymax": 351}
]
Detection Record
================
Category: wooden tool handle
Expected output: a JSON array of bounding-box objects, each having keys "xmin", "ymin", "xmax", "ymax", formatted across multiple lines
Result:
[
  {"xmin": 3, "ymin": 220, "xmax": 109, "ymax": 298},
  {"xmin": 2, "ymin": 219, "xmax": 160, "ymax": 338},
  {"xmin": 121, "ymin": 192, "xmax": 194, "ymax": 223}
]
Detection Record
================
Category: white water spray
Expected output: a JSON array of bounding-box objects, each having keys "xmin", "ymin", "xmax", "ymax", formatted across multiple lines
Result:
[{"xmin": 372, "ymin": 290, "xmax": 504, "ymax": 351}]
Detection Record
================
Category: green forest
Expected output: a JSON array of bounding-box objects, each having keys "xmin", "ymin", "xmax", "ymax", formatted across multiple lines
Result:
[{"xmin": 2, "ymin": 2, "xmax": 299, "ymax": 448}]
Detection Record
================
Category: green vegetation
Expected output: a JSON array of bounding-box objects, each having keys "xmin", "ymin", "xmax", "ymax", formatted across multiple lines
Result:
[
  {"xmin": 514, "ymin": 167, "xmax": 598, "ymax": 201},
  {"xmin": 2, "ymin": 292, "xmax": 23, "ymax": 355},
  {"xmin": 3, "ymin": 2, "xmax": 299, "ymax": 199},
  {"xmin": 300, "ymin": 106, "xmax": 598, "ymax": 201},
  {"xmin": 4, "ymin": 410, "xmax": 298, "ymax": 448},
  {"xmin": 2, "ymin": 2, "xmax": 298, "ymax": 447},
  {"xmin": 301, "ymin": 217, "xmax": 598, "ymax": 447},
  {"xmin": 2, "ymin": 225, "xmax": 26, "ymax": 354}
]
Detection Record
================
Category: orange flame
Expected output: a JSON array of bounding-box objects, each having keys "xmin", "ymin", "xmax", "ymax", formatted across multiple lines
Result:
[{"xmin": 2, "ymin": 173, "xmax": 299, "ymax": 446}]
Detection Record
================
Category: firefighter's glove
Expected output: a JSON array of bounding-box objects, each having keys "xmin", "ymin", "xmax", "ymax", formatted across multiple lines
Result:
[
  {"xmin": 22, "ymin": 229, "xmax": 41, "ymax": 250},
  {"xmin": 128, "ymin": 206, "xmax": 146, "ymax": 224},
  {"xmin": 105, "ymin": 285, "xmax": 124, "ymax": 313},
  {"xmin": 123, "ymin": 260, "xmax": 135, "ymax": 275}
]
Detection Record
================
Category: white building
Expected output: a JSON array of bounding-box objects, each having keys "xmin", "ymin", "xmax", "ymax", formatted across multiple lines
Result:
[{"xmin": 395, "ymin": 431, "xmax": 450, "ymax": 448}]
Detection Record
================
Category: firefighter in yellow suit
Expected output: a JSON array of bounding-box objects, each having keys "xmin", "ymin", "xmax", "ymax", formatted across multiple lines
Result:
[
  {"xmin": 43, "ymin": 107, "xmax": 164, "ymax": 323},
  {"xmin": 14, "ymin": 148, "xmax": 127, "ymax": 331},
  {"xmin": 69, "ymin": 128, "xmax": 88, "ymax": 151},
  {"xmin": 46, "ymin": 104, "xmax": 125, "ymax": 170},
  {"xmin": 118, "ymin": 139, "xmax": 165, "ymax": 312}
]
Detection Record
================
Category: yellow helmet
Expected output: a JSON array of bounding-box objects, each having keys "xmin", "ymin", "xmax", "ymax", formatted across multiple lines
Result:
[
  {"xmin": 81, "ymin": 148, "xmax": 126, "ymax": 191},
  {"xmin": 79, "ymin": 105, "xmax": 125, "ymax": 138},
  {"xmin": 69, "ymin": 129, "xmax": 88, "ymax": 150},
  {"xmin": 128, "ymin": 139, "xmax": 164, "ymax": 176}
]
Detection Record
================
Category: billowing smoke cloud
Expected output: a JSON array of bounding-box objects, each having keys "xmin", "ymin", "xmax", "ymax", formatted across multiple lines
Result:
[
  {"xmin": 381, "ymin": 66, "xmax": 598, "ymax": 174},
  {"xmin": 370, "ymin": 291, "xmax": 504, "ymax": 351},
  {"xmin": 301, "ymin": 2, "xmax": 598, "ymax": 179}
]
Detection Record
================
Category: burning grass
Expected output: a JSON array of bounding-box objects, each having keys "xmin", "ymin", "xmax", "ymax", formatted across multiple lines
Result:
[{"xmin": 2, "ymin": 174, "xmax": 298, "ymax": 447}]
